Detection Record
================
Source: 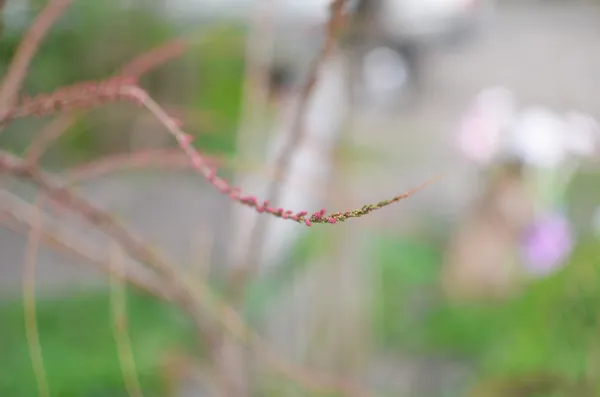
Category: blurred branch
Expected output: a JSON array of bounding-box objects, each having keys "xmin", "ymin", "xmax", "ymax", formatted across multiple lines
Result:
[
  {"xmin": 0, "ymin": 189, "xmax": 180, "ymax": 303},
  {"xmin": 22, "ymin": 195, "xmax": 50, "ymax": 397},
  {"xmin": 0, "ymin": 152, "xmax": 371, "ymax": 397},
  {"xmin": 2, "ymin": 79, "xmax": 432, "ymax": 226},
  {"xmin": 109, "ymin": 244, "xmax": 144, "ymax": 397},
  {"xmin": 65, "ymin": 148, "xmax": 222, "ymax": 182},
  {"xmin": 0, "ymin": 151, "xmax": 222, "ymax": 351},
  {"xmin": 120, "ymin": 37, "xmax": 189, "ymax": 80},
  {"xmin": 0, "ymin": 0, "xmax": 75, "ymax": 128}
]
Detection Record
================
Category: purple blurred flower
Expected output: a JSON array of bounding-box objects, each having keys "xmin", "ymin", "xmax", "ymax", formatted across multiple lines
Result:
[{"xmin": 521, "ymin": 212, "xmax": 573, "ymax": 276}]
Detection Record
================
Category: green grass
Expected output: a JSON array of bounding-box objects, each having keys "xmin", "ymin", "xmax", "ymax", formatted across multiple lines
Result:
[
  {"xmin": 0, "ymin": 288, "xmax": 197, "ymax": 397},
  {"xmin": 357, "ymin": 231, "xmax": 600, "ymax": 395},
  {"xmin": 370, "ymin": 233, "xmax": 442, "ymax": 350},
  {"xmin": 417, "ymin": 238, "xmax": 600, "ymax": 395}
]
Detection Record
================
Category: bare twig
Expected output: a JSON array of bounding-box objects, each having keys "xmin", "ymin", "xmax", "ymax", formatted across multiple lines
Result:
[
  {"xmin": 3, "ymin": 80, "xmax": 432, "ymax": 226},
  {"xmin": 131, "ymin": 82, "xmax": 415, "ymax": 225},
  {"xmin": 120, "ymin": 24, "xmax": 234, "ymax": 80},
  {"xmin": 109, "ymin": 244, "xmax": 144, "ymax": 397},
  {"xmin": 120, "ymin": 38, "xmax": 189, "ymax": 80},
  {"xmin": 22, "ymin": 195, "xmax": 50, "ymax": 397},
  {"xmin": 22, "ymin": 32, "xmax": 202, "ymax": 167},
  {"xmin": 0, "ymin": 0, "xmax": 75, "ymax": 124}
]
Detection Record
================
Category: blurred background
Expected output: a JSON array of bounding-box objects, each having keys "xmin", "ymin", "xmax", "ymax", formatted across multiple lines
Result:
[{"xmin": 2, "ymin": 0, "xmax": 600, "ymax": 396}]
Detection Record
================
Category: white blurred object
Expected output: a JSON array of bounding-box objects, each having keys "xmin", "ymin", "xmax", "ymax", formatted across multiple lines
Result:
[
  {"xmin": 506, "ymin": 108, "xmax": 599, "ymax": 169},
  {"xmin": 564, "ymin": 111, "xmax": 600, "ymax": 157},
  {"xmin": 457, "ymin": 86, "xmax": 516, "ymax": 165},
  {"xmin": 164, "ymin": 0, "xmax": 495, "ymax": 80},
  {"xmin": 229, "ymin": 53, "xmax": 349, "ymax": 272},
  {"xmin": 505, "ymin": 107, "xmax": 569, "ymax": 169},
  {"xmin": 381, "ymin": 0, "xmax": 496, "ymax": 42},
  {"xmin": 362, "ymin": 46, "xmax": 410, "ymax": 108},
  {"xmin": 458, "ymin": 87, "xmax": 600, "ymax": 169}
]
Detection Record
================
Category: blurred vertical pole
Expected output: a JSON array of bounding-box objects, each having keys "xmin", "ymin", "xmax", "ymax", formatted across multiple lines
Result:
[
  {"xmin": 227, "ymin": 2, "xmax": 353, "ymax": 393},
  {"xmin": 296, "ymin": 3, "xmax": 380, "ymax": 377},
  {"xmin": 253, "ymin": 50, "xmax": 373, "ymax": 392},
  {"xmin": 304, "ymin": 148, "xmax": 372, "ymax": 379},
  {"xmin": 243, "ymin": 51, "xmax": 352, "ymax": 393},
  {"xmin": 226, "ymin": 0, "xmax": 279, "ymax": 275},
  {"xmin": 217, "ymin": 2, "xmax": 279, "ymax": 395},
  {"xmin": 227, "ymin": 0, "xmax": 279, "ymax": 274}
]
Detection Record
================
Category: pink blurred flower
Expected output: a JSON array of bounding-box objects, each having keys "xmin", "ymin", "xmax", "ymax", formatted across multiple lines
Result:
[
  {"xmin": 521, "ymin": 211, "xmax": 573, "ymax": 277},
  {"xmin": 457, "ymin": 86, "xmax": 516, "ymax": 165}
]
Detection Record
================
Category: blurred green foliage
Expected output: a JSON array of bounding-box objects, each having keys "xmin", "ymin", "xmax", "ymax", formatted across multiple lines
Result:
[
  {"xmin": 0, "ymin": 287, "xmax": 198, "ymax": 397},
  {"xmin": 364, "ymin": 230, "xmax": 600, "ymax": 396},
  {"xmin": 370, "ymin": 234, "xmax": 442, "ymax": 351}
]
